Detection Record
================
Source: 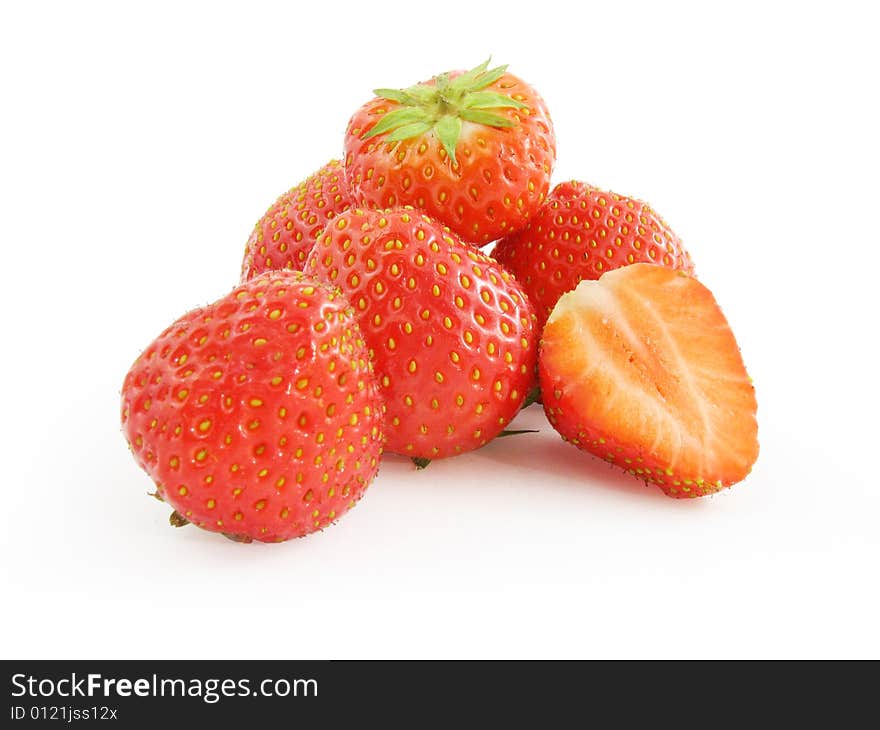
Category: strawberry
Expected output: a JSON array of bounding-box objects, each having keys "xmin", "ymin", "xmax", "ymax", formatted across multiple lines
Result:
[
  {"xmin": 306, "ymin": 207, "xmax": 538, "ymax": 460},
  {"xmin": 120, "ymin": 271, "xmax": 384, "ymax": 542},
  {"xmin": 344, "ymin": 59, "xmax": 555, "ymax": 246},
  {"xmin": 540, "ymin": 264, "xmax": 758, "ymax": 498},
  {"xmin": 493, "ymin": 181, "xmax": 695, "ymax": 331},
  {"xmin": 241, "ymin": 160, "xmax": 353, "ymax": 282}
]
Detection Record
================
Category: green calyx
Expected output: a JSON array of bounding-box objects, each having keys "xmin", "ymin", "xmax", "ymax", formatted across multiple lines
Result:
[{"xmin": 364, "ymin": 58, "xmax": 526, "ymax": 164}]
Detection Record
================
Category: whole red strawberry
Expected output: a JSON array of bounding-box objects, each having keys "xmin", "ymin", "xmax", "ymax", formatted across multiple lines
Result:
[
  {"xmin": 344, "ymin": 60, "xmax": 555, "ymax": 246},
  {"xmin": 493, "ymin": 181, "xmax": 695, "ymax": 330},
  {"xmin": 120, "ymin": 271, "xmax": 384, "ymax": 542},
  {"xmin": 241, "ymin": 160, "xmax": 353, "ymax": 282},
  {"xmin": 306, "ymin": 208, "xmax": 538, "ymax": 460}
]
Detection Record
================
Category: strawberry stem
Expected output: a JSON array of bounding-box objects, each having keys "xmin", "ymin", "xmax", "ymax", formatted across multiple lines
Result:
[
  {"xmin": 411, "ymin": 427, "xmax": 538, "ymax": 470},
  {"xmin": 497, "ymin": 429, "xmax": 539, "ymax": 438},
  {"xmin": 521, "ymin": 386, "xmax": 541, "ymax": 409},
  {"xmin": 168, "ymin": 510, "xmax": 189, "ymax": 528}
]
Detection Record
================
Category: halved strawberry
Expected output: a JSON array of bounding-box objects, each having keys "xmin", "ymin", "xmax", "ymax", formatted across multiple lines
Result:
[{"xmin": 540, "ymin": 264, "xmax": 758, "ymax": 497}]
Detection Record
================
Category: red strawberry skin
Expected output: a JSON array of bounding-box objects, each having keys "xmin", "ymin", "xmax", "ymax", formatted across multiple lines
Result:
[
  {"xmin": 121, "ymin": 271, "xmax": 384, "ymax": 542},
  {"xmin": 344, "ymin": 67, "xmax": 555, "ymax": 246},
  {"xmin": 241, "ymin": 160, "xmax": 352, "ymax": 282},
  {"xmin": 540, "ymin": 264, "xmax": 758, "ymax": 498},
  {"xmin": 493, "ymin": 181, "xmax": 694, "ymax": 330},
  {"xmin": 306, "ymin": 208, "xmax": 538, "ymax": 459}
]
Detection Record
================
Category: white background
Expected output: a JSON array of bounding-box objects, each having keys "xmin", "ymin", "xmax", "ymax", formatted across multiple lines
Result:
[{"xmin": 1, "ymin": 1, "xmax": 878, "ymax": 659}]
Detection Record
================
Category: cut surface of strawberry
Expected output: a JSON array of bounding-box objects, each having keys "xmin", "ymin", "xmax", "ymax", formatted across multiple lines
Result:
[{"xmin": 540, "ymin": 263, "xmax": 758, "ymax": 497}]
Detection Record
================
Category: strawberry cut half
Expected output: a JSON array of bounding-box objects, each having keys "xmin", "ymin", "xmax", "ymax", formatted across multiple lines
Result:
[{"xmin": 540, "ymin": 263, "xmax": 758, "ymax": 498}]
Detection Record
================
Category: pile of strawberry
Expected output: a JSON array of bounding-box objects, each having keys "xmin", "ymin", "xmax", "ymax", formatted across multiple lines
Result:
[{"xmin": 121, "ymin": 60, "xmax": 758, "ymax": 544}]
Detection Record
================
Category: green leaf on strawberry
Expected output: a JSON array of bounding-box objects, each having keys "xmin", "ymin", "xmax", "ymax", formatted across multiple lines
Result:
[{"xmin": 363, "ymin": 59, "xmax": 528, "ymax": 165}]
